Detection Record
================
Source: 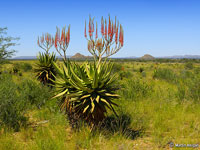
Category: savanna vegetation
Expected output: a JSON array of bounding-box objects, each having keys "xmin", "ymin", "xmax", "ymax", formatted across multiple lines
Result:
[{"xmin": 0, "ymin": 16, "xmax": 200, "ymax": 150}]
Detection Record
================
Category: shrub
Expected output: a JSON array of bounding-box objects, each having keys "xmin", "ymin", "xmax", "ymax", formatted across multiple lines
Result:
[
  {"xmin": 120, "ymin": 78, "xmax": 153, "ymax": 100},
  {"xmin": 0, "ymin": 74, "xmax": 28, "ymax": 131},
  {"xmin": 153, "ymin": 68, "xmax": 177, "ymax": 83},
  {"xmin": 184, "ymin": 62, "xmax": 193, "ymax": 70},
  {"xmin": 18, "ymin": 79, "xmax": 52, "ymax": 109},
  {"xmin": 119, "ymin": 70, "xmax": 132, "ymax": 80},
  {"xmin": 112, "ymin": 63, "xmax": 123, "ymax": 74},
  {"xmin": 21, "ymin": 63, "xmax": 32, "ymax": 72},
  {"xmin": 13, "ymin": 63, "xmax": 21, "ymax": 73}
]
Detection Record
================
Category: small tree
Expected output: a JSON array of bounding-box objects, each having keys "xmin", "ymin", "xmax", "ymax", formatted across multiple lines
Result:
[
  {"xmin": 84, "ymin": 16, "xmax": 124, "ymax": 67},
  {"xmin": 54, "ymin": 26, "xmax": 70, "ymax": 61},
  {"xmin": 0, "ymin": 27, "xmax": 19, "ymax": 62}
]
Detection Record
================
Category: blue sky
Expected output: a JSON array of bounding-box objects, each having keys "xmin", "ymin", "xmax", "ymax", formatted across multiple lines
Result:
[{"xmin": 1, "ymin": 0, "xmax": 200, "ymax": 57}]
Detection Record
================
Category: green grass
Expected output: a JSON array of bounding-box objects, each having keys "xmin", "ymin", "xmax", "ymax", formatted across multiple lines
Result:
[{"xmin": 0, "ymin": 60, "xmax": 200, "ymax": 149}]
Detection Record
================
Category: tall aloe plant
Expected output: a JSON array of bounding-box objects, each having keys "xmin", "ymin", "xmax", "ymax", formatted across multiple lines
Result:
[{"xmin": 53, "ymin": 15, "xmax": 124, "ymax": 125}]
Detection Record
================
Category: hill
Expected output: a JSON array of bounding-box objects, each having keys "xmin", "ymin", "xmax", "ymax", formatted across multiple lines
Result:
[
  {"xmin": 71, "ymin": 53, "xmax": 92, "ymax": 59},
  {"xmin": 140, "ymin": 54, "xmax": 155, "ymax": 60}
]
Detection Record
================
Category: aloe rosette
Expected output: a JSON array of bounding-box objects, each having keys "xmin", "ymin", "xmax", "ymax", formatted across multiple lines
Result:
[
  {"xmin": 53, "ymin": 60, "xmax": 119, "ymax": 124},
  {"xmin": 35, "ymin": 52, "xmax": 57, "ymax": 86}
]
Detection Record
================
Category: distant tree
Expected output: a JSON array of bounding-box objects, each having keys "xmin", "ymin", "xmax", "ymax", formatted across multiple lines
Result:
[{"xmin": 0, "ymin": 27, "xmax": 19, "ymax": 62}]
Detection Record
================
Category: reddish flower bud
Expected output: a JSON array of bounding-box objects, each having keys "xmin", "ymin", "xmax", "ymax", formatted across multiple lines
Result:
[
  {"xmin": 55, "ymin": 32, "xmax": 58, "ymax": 49},
  {"xmin": 67, "ymin": 26, "xmax": 70, "ymax": 44},
  {"xmin": 108, "ymin": 16, "xmax": 111, "ymax": 37},
  {"xmin": 105, "ymin": 19, "xmax": 107, "ymax": 39},
  {"xmin": 115, "ymin": 24, "xmax": 118, "ymax": 44},
  {"xmin": 101, "ymin": 17, "xmax": 104, "ymax": 36},
  {"xmin": 84, "ymin": 21, "xmax": 87, "ymax": 38},
  {"xmin": 119, "ymin": 25, "xmax": 124, "ymax": 46},
  {"xmin": 95, "ymin": 22, "xmax": 98, "ymax": 39}
]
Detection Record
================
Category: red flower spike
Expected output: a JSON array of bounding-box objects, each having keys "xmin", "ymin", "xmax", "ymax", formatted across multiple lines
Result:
[
  {"xmin": 92, "ymin": 21, "xmax": 94, "ymax": 33},
  {"xmin": 84, "ymin": 21, "xmax": 87, "ymax": 38},
  {"xmin": 101, "ymin": 17, "xmax": 104, "ymax": 36},
  {"xmin": 55, "ymin": 32, "xmax": 58, "ymax": 49},
  {"xmin": 119, "ymin": 25, "xmax": 124, "ymax": 46},
  {"xmin": 105, "ymin": 19, "xmax": 107, "ymax": 39},
  {"xmin": 108, "ymin": 16, "xmax": 111, "ymax": 37},
  {"xmin": 89, "ymin": 18, "xmax": 92, "ymax": 37},
  {"xmin": 61, "ymin": 29, "xmax": 64, "ymax": 43},
  {"xmin": 65, "ymin": 33, "xmax": 68, "ymax": 45},
  {"xmin": 95, "ymin": 22, "xmax": 98, "ymax": 39},
  {"xmin": 67, "ymin": 26, "xmax": 70, "ymax": 44},
  {"xmin": 115, "ymin": 24, "xmax": 118, "ymax": 44},
  {"xmin": 110, "ymin": 22, "xmax": 114, "ymax": 41}
]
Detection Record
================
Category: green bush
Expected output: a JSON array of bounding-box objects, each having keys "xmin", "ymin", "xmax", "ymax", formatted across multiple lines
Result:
[
  {"xmin": 0, "ymin": 74, "xmax": 28, "ymax": 131},
  {"xmin": 112, "ymin": 63, "xmax": 123, "ymax": 73},
  {"xmin": 153, "ymin": 68, "xmax": 177, "ymax": 83},
  {"xmin": 18, "ymin": 79, "xmax": 53, "ymax": 109},
  {"xmin": 119, "ymin": 71, "xmax": 132, "ymax": 80},
  {"xmin": 120, "ymin": 78, "xmax": 153, "ymax": 100},
  {"xmin": 139, "ymin": 67, "xmax": 144, "ymax": 73},
  {"xmin": 21, "ymin": 63, "xmax": 32, "ymax": 72},
  {"xmin": 13, "ymin": 63, "xmax": 21, "ymax": 73},
  {"xmin": 184, "ymin": 62, "xmax": 193, "ymax": 70}
]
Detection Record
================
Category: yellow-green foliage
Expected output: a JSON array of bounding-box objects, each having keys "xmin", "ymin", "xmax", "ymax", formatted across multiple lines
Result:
[{"xmin": 1, "ymin": 60, "xmax": 200, "ymax": 149}]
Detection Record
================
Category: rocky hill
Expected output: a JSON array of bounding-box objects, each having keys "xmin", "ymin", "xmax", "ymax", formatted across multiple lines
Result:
[
  {"xmin": 140, "ymin": 54, "xmax": 155, "ymax": 60},
  {"xmin": 71, "ymin": 53, "xmax": 92, "ymax": 59}
]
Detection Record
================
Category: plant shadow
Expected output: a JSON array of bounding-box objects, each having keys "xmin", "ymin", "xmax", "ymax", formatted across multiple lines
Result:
[{"xmin": 98, "ymin": 114, "xmax": 144, "ymax": 140}]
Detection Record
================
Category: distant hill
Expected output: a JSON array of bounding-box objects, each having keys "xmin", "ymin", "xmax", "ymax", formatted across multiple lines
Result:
[
  {"xmin": 12, "ymin": 56, "xmax": 37, "ymax": 60},
  {"xmin": 140, "ymin": 54, "xmax": 155, "ymax": 60},
  {"xmin": 12, "ymin": 55, "xmax": 71, "ymax": 60},
  {"xmin": 11, "ymin": 54, "xmax": 200, "ymax": 60},
  {"xmin": 159, "ymin": 55, "xmax": 200, "ymax": 59},
  {"xmin": 71, "ymin": 53, "xmax": 92, "ymax": 59}
]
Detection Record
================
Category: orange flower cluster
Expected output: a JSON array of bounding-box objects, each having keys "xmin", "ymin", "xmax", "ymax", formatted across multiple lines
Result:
[
  {"xmin": 55, "ymin": 26, "xmax": 70, "ymax": 49},
  {"xmin": 85, "ymin": 16, "xmax": 124, "ymax": 47}
]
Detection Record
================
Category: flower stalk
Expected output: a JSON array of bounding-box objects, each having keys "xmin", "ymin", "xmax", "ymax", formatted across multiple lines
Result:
[{"xmin": 85, "ymin": 15, "xmax": 124, "ymax": 67}]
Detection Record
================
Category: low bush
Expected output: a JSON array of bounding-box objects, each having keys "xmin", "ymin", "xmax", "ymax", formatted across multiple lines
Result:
[
  {"xmin": 153, "ymin": 68, "xmax": 177, "ymax": 83},
  {"xmin": 13, "ymin": 63, "xmax": 21, "ymax": 73},
  {"xmin": 119, "ymin": 70, "xmax": 132, "ymax": 80},
  {"xmin": 0, "ymin": 74, "xmax": 28, "ymax": 131},
  {"xmin": 112, "ymin": 63, "xmax": 123, "ymax": 74},
  {"xmin": 120, "ymin": 78, "xmax": 153, "ymax": 100},
  {"xmin": 184, "ymin": 62, "xmax": 194, "ymax": 70},
  {"xmin": 18, "ymin": 79, "xmax": 53, "ymax": 109},
  {"xmin": 21, "ymin": 63, "xmax": 32, "ymax": 72}
]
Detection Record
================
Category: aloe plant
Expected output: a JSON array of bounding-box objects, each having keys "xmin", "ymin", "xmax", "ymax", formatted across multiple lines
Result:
[
  {"xmin": 53, "ymin": 60, "xmax": 119, "ymax": 124},
  {"xmin": 35, "ymin": 52, "xmax": 57, "ymax": 86},
  {"xmin": 53, "ymin": 15, "xmax": 124, "ymax": 125},
  {"xmin": 36, "ymin": 33, "xmax": 57, "ymax": 86}
]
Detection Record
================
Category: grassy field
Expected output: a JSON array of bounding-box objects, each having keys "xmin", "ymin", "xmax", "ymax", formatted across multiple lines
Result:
[{"xmin": 0, "ymin": 59, "xmax": 200, "ymax": 150}]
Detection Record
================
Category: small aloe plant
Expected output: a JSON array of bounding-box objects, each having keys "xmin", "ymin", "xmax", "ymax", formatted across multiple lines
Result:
[{"xmin": 35, "ymin": 33, "xmax": 57, "ymax": 86}]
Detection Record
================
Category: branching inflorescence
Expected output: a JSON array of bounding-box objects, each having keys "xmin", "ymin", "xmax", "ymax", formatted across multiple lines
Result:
[
  {"xmin": 85, "ymin": 15, "xmax": 124, "ymax": 66},
  {"xmin": 54, "ymin": 26, "xmax": 70, "ymax": 61},
  {"xmin": 37, "ymin": 33, "xmax": 54, "ymax": 54}
]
